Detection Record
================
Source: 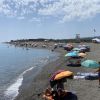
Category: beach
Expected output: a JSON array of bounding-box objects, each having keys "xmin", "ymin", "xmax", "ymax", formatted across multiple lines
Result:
[
  {"xmin": 0, "ymin": 1, "xmax": 100, "ymax": 100},
  {"xmin": 12, "ymin": 42, "xmax": 100, "ymax": 100}
]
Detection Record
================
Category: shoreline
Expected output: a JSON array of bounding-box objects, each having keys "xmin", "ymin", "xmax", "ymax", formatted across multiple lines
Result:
[
  {"xmin": 2, "ymin": 42, "xmax": 60, "ymax": 100},
  {"xmin": 14, "ymin": 47, "xmax": 65, "ymax": 100},
  {"xmin": 15, "ymin": 56, "xmax": 62, "ymax": 100}
]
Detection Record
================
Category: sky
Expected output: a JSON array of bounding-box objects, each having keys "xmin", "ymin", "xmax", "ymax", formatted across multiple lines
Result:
[{"xmin": 0, "ymin": 0, "xmax": 100, "ymax": 42}]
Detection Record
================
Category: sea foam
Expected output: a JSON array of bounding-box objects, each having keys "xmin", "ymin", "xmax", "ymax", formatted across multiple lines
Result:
[{"xmin": 4, "ymin": 67, "xmax": 34, "ymax": 100}]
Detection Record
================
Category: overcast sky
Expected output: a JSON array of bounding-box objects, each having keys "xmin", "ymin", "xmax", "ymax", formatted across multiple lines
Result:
[{"xmin": 0, "ymin": 0, "xmax": 100, "ymax": 42}]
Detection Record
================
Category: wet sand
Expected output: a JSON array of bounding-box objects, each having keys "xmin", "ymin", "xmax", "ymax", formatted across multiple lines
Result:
[{"xmin": 13, "ymin": 42, "xmax": 100, "ymax": 100}]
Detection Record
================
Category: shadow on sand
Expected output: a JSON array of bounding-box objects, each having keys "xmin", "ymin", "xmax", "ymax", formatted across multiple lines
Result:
[
  {"xmin": 60, "ymin": 92, "xmax": 78, "ymax": 100},
  {"xmin": 67, "ymin": 64, "xmax": 81, "ymax": 67}
]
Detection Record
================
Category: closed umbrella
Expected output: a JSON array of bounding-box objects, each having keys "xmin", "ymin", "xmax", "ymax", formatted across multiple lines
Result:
[{"xmin": 81, "ymin": 60, "xmax": 100, "ymax": 68}]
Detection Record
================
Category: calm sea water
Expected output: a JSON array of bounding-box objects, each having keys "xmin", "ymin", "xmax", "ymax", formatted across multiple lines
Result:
[{"xmin": 0, "ymin": 43, "xmax": 59, "ymax": 100}]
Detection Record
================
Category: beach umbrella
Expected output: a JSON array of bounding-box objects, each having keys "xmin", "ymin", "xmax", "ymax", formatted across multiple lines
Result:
[
  {"xmin": 50, "ymin": 70, "xmax": 65, "ymax": 81},
  {"xmin": 63, "ymin": 44, "xmax": 73, "ymax": 51},
  {"xmin": 65, "ymin": 51, "xmax": 78, "ymax": 57},
  {"xmin": 80, "ymin": 47, "xmax": 86, "ymax": 50},
  {"xmin": 49, "ymin": 70, "xmax": 73, "ymax": 88},
  {"xmin": 79, "ymin": 47, "xmax": 87, "ymax": 52},
  {"xmin": 78, "ymin": 53, "xmax": 87, "ymax": 58},
  {"xmin": 81, "ymin": 60, "xmax": 100, "ymax": 68},
  {"xmin": 72, "ymin": 48, "xmax": 80, "ymax": 51},
  {"xmin": 54, "ymin": 70, "xmax": 73, "ymax": 80},
  {"xmin": 50, "ymin": 70, "xmax": 73, "ymax": 81}
]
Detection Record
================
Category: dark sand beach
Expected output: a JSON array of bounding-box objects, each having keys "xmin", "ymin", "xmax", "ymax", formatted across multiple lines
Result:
[{"xmin": 13, "ymin": 42, "xmax": 100, "ymax": 100}]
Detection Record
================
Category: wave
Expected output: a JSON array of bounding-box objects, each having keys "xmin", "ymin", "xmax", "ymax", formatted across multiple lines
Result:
[{"xmin": 4, "ymin": 66, "xmax": 35, "ymax": 100}]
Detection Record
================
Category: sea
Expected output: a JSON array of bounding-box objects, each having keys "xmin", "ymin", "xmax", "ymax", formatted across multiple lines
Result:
[{"xmin": 0, "ymin": 43, "xmax": 59, "ymax": 100}]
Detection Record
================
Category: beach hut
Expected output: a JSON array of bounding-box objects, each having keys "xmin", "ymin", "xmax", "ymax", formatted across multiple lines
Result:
[{"xmin": 92, "ymin": 38, "xmax": 100, "ymax": 43}]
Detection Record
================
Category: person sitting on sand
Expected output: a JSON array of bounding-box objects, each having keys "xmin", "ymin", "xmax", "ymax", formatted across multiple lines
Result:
[
  {"xmin": 43, "ymin": 88, "xmax": 77, "ymax": 100},
  {"xmin": 51, "ymin": 88, "xmax": 68, "ymax": 100},
  {"xmin": 42, "ymin": 87, "xmax": 54, "ymax": 100},
  {"xmin": 42, "ymin": 87, "xmax": 68, "ymax": 100}
]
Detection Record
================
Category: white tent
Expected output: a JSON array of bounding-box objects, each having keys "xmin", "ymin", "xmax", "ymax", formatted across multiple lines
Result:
[{"xmin": 92, "ymin": 38, "xmax": 100, "ymax": 43}]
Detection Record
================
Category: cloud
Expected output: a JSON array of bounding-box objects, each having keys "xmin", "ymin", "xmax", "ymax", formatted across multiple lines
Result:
[
  {"xmin": 38, "ymin": 0, "xmax": 100, "ymax": 22},
  {"xmin": 29, "ymin": 17, "xmax": 41, "ymax": 22},
  {"xmin": 0, "ymin": 0, "xmax": 100, "ymax": 22}
]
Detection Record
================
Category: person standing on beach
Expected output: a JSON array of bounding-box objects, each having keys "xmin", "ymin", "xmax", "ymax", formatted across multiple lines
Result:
[
  {"xmin": 96, "ymin": 67, "xmax": 100, "ymax": 87},
  {"xmin": 95, "ymin": 62, "xmax": 100, "ymax": 87}
]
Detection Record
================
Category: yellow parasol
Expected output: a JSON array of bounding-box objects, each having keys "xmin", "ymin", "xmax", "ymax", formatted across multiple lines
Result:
[
  {"xmin": 78, "ymin": 53, "xmax": 86, "ymax": 57},
  {"xmin": 54, "ymin": 71, "xmax": 73, "ymax": 80}
]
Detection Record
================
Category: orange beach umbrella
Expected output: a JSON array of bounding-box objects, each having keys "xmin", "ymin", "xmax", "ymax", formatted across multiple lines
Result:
[{"xmin": 54, "ymin": 71, "xmax": 73, "ymax": 80}]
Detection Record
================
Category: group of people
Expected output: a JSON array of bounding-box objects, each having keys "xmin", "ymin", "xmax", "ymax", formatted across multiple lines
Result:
[
  {"xmin": 42, "ymin": 81, "xmax": 68, "ymax": 100},
  {"xmin": 43, "ymin": 87, "xmax": 68, "ymax": 100},
  {"xmin": 42, "ymin": 76, "xmax": 78, "ymax": 100}
]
